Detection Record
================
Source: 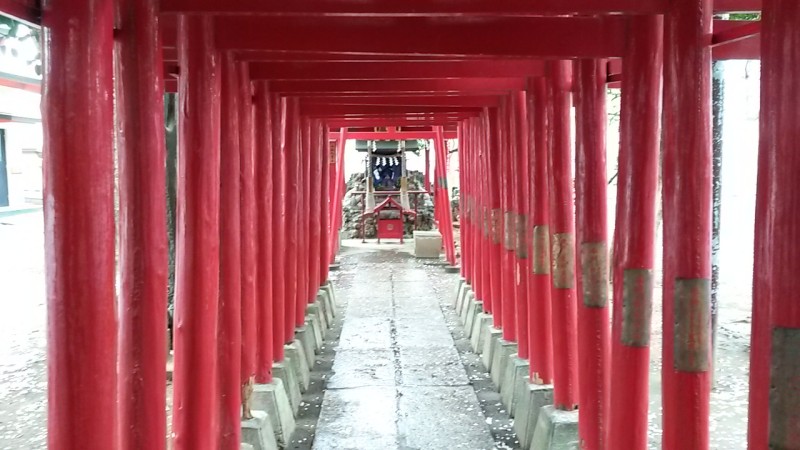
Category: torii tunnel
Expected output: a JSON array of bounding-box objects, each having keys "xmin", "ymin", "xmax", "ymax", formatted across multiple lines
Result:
[{"xmin": 4, "ymin": 0, "xmax": 798, "ymax": 448}]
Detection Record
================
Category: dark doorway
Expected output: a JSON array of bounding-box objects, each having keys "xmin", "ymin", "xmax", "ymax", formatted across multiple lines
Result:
[{"xmin": 0, "ymin": 130, "xmax": 8, "ymax": 207}]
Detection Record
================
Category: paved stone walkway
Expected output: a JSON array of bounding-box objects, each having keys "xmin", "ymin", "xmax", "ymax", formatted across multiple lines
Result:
[{"xmin": 314, "ymin": 246, "xmax": 503, "ymax": 450}]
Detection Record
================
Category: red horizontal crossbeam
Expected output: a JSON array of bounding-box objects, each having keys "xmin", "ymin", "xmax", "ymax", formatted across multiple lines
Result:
[
  {"xmin": 343, "ymin": 131, "xmax": 445, "ymax": 140},
  {"xmin": 249, "ymin": 60, "xmax": 544, "ymax": 80},
  {"xmin": 213, "ymin": 16, "xmax": 628, "ymax": 58},
  {"xmin": 326, "ymin": 118, "xmax": 464, "ymax": 127},
  {"xmin": 161, "ymin": 0, "xmax": 762, "ymax": 16},
  {"xmin": 301, "ymin": 104, "xmax": 482, "ymax": 116},
  {"xmin": 301, "ymin": 95, "xmax": 501, "ymax": 107},
  {"xmin": 271, "ymin": 78, "xmax": 526, "ymax": 94}
]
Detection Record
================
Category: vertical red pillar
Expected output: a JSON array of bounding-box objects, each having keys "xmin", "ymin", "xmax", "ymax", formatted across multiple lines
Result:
[
  {"xmin": 272, "ymin": 96, "xmax": 287, "ymax": 361},
  {"xmin": 528, "ymin": 77, "xmax": 554, "ymax": 384},
  {"xmin": 218, "ymin": 53, "xmax": 242, "ymax": 449},
  {"xmin": 296, "ymin": 118, "xmax": 310, "ymax": 326},
  {"xmin": 500, "ymin": 97, "xmax": 517, "ymax": 343},
  {"xmin": 238, "ymin": 63, "xmax": 258, "ymax": 408},
  {"xmin": 488, "ymin": 108, "xmax": 504, "ymax": 330},
  {"xmin": 329, "ymin": 131, "xmax": 346, "ymax": 262},
  {"xmin": 284, "ymin": 99, "xmax": 299, "ymax": 344},
  {"xmin": 254, "ymin": 82, "xmax": 275, "ymax": 380},
  {"xmin": 457, "ymin": 123, "xmax": 469, "ymax": 282},
  {"xmin": 434, "ymin": 126, "xmax": 457, "ymax": 265},
  {"xmin": 44, "ymin": 1, "xmax": 116, "ymax": 449},
  {"xmin": 547, "ymin": 61, "xmax": 579, "ymax": 409},
  {"xmin": 514, "ymin": 91, "xmax": 531, "ymax": 359},
  {"xmin": 425, "ymin": 145, "xmax": 432, "ymax": 193},
  {"xmin": 662, "ymin": 0, "xmax": 712, "ymax": 448},
  {"xmin": 607, "ymin": 17, "xmax": 663, "ymax": 450},
  {"xmin": 308, "ymin": 121, "xmax": 322, "ymax": 298},
  {"xmin": 113, "ymin": 0, "xmax": 168, "ymax": 448},
  {"xmin": 749, "ymin": 1, "xmax": 800, "ymax": 448},
  {"xmin": 319, "ymin": 131, "xmax": 332, "ymax": 285},
  {"xmin": 479, "ymin": 113, "xmax": 493, "ymax": 315},
  {"xmin": 574, "ymin": 58, "xmax": 613, "ymax": 450},
  {"xmin": 173, "ymin": 15, "xmax": 221, "ymax": 450}
]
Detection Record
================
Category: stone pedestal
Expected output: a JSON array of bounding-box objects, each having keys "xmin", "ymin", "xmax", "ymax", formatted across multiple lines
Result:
[
  {"xmin": 273, "ymin": 360, "xmax": 301, "ymax": 415},
  {"xmin": 464, "ymin": 300, "xmax": 483, "ymax": 338},
  {"xmin": 530, "ymin": 405, "xmax": 579, "ymax": 450},
  {"xmin": 490, "ymin": 339, "xmax": 518, "ymax": 389},
  {"xmin": 241, "ymin": 410, "xmax": 279, "ymax": 450},
  {"xmin": 295, "ymin": 326, "xmax": 316, "ymax": 367},
  {"xmin": 413, "ymin": 230, "xmax": 443, "ymax": 258},
  {"xmin": 455, "ymin": 284, "xmax": 471, "ymax": 317},
  {"xmin": 285, "ymin": 341, "xmax": 311, "ymax": 392},
  {"xmin": 470, "ymin": 313, "xmax": 492, "ymax": 353},
  {"xmin": 459, "ymin": 291, "xmax": 475, "ymax": 325},
  {"xmin": 452, "ymin": 277, "xmax": 465, "ymax": 308},
  {"xmin": 500, "ymin": 355, "xmax": 530, "ymax": 413},
  {"xmin": 513, "ymin": 382, "xmax": 554, "ymax": 449},
  {"xmin": 251, "ymin": 379, "xmax": 297, "ymax": 446},
  {"xmin": 306, "ymin": 313, "xmax": 324, "ymax": 351},
  {"xmin": 481, "ymin": 327, "xmax": 503, "ymax": 370}
]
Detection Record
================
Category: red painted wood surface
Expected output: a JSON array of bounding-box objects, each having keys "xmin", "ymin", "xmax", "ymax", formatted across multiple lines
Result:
[
  {"xmin": 172, "ymin": 15, "xmax": 221, "ymax": 450},
  {"xmin": 218, "ymin": 53, "xmax": 243, "ymax": 450},
  {"xmin": 478, "ymin": 113, "xmax": 493, "ymax": 315},
  {"xmin": 662, "ymin": 1, "xmax": 713, "ymax": 448},
  {"xmin": 255, "ymin": 82, "xmax": 275, "ymax": 380},
  {"xmin": 319, "ymin": 130, "xmax": 332, "ymax": 284},
  {"xmin": 308, "ymin": 121, "xmax": 323, "ymax": 299},
  {"xmin": 296, "ymin": 117, "xmax": 309, "ymax": 326},
  {"xmin": 284, "ymin": 98, "xmax": 300, "ymax": 342},
  {"xmin": 457, "ymin": 124, "xmax": 469, "ymax": 282},
  {"xmin": 43, "ymin": 1, "xmax": 117, "ymax": 448},
  {"xmin": 749, "ymin": 1, "xmax": 800, "ymax": 448},
  {"xmin": 271, "ymin": 95, "xmax": 287, "ymax": 362},
  {"xmin": 499, "ymin": 97, "xmax": 517, "ymax": 343},
  {"xmin": 434, "ymin": 126, "xmax": 457, "ymax": 265},
  {"xmin": 528, "ymin": 77, "xmax": 554, "ymax": 384},
  {"xmin": 547, "ymin": 61, "xmax": 579, "ymax": 410},
  {"xmin": 114, "ymin": 0, "xmax": 168, "ymax": 448},
  {"xmin": 239, "ymin": 62, "xmax": 258, "ymax": 389},
  {"xmin": 513, "ymin": 91, "xmax": 530, "ymax": 359},
  {"xmin": 488, "ymin": 107, "xmax": 504, "ymax": 330},
  {"xmin": 574, "ymin": 58, "xmax": 611, "ymax": 450},
  {"xmin": 607, "ymin": 16, "xmax": 662, "ymax": 450}
]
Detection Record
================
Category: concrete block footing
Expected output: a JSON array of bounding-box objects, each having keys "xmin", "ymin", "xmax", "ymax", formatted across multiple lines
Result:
[
  {"xmin": 322, "ymin": 281, "xmax": 338, "ymax": 314},
  {"xmin": 481, "ymin": 327, "xmax": 503, "ymax": 370},
  {"xmin": 272, "ymin": 360, "xmax": 301, "ymax": 415},
  {"xmin": 241, "ymin": 410, "xmax": 279, "ymax": 450},
  {"xmin": 317, "ymin": 290, "xmax": 335, "ymax": 325},
  {"xmin": 251, "ymin": 379, "xmax": 297, "ymax": 446},
  {"xmin": 455, "ymin": 283, "xmax": 471, "ymax": 316},
  {"xmin": 459, "ymin": 291, "xmax": 475, "ymax": 325},
  {"xmin": 295, "ymin": 326, "xmax": 316, "ymax": 367},
  {"xmin": 285, "ymin": 342, "xmax": 311, "ymax": 392},
  {"xmin": 470, "ymin": 313, "xmax": 492, "ymax": 353},
  {"xmin": 513, "ymin": 382, "xmax": 555, "ymax": 449},
  {"xmin": 242, "ymin": 444, "xmax": 255, "ymax": 450},
  {"xmin": 452, "ymin": 278, "xmax": 466, "ymax": 308},
  {"xmin": 464, "ymin": 300, "xmax": 483, "ymax": 338},
  {"xmin": 306, "ymin": 313, "xmax": 324, "ymax": 351},
  {"xmin": 500, "ymin": 355, "xmax": 530, "ymax": 413},
  {"xmin": 490, "ymin": 339, "xmax": 518, "ymax": 389},
  {"xmin": 530, "ymin": 405, "xmax": 580, "ymax": 450},
  {"xmin": 307, "ymin": 302, "xmax": 328, "ymax": 332}
]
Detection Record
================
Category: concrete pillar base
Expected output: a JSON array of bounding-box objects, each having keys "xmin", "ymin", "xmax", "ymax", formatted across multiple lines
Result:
[
  {"xmin": 252, "ymin": 379, "xmax": 297, "ymax": 446},
  {"xmin": 242, "ymin": 444, "xmax": 255, "ymax": 450},
  {"xmin": 470, "ymin": 313, "xmax": 492, "ymax": 353},
  {"xmin": 459, "ymin": 291, "xmax": 475, "ymax": 325},
  {"xmin": 530, "ymin": 405, "xmax": 579, "ymax": 450},
  {"xmin": 452, "ymin": 277, "xmax": 466, "ymax": 308},
  {"xmin": 464, "ymin": 300, "xmax": 483, "ymax": 338},
  {"xmin": 481, "ymin": 327, "xmax": 503, "ymax": 370},
  {"xmin": 317, "ymin": 291, "xmax": 335, "ymax": 326},
  {"xmin": 513, "ymin": 382, "xmax": 554, "ymax": 449},
  {"xmin": 306, "ymin": 313, "xmax": 324, "ymax": 351},
  {"xmin": 295, "ymin": 326, "xmax": 316, "ymax": 367},
  {"xmin": 500, "ymin": 355, "xmax": 530, "ymax": 413},
  {"xmin": 242, "ymin": 409, "xmax": 279, "ymax": 450},
  {"xmin": 273, "ymin": 359, "xmax": 301, "ymax": 415},
  {"xmin": 455, "ymin": 283, "xmax": 471, "ymax": 317},
  {"xmin": 285, "ymin": 341, "xmax": 311, "ymax": 392},
  {"xmin": 444, "ymin": 265, "xmax": 460, "ymax": 273},
  {"xmin": 322, "ymin": 281, "xmax": 338, "ymax": 313},
  {"xmin": 307, "ymin": 302, "xmax": 328, "ymax": 332},
  {"xmin": 490, "ymin": 339, "xmax": 518, "ymax": 389}
]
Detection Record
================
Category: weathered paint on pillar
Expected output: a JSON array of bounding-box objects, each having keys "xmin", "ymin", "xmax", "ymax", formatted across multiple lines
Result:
[
  {"xmin": 308, "ymin": 121, "xmax": 322, "ymax": 298},
  {"xmin": 113, "ymin": 0, "xmax": 168, "ymax": 448},
  {"xmin": 574, "ymin": 58, "xmax": 612, "ymax": 450},
  {"xmin": 528, "ymin": 77, "xmax": 554, "ymax": 385},
  {"xmin": 238, "ymin": 62, "xmax": 257, "ymax": 414},
  {"xmin": 514, "ymin": 91, "xmax": 531, "ymax": 359},
  {"xmin": 218, "ymin": 53, "xmax": 243, "ymax": 450},
  {"xmin": 662, "ymin": 0, "xmax": 713, "ymax": 448},
  {"xmin": 749, "ymin": 1, "xmax": 800, "ymax": 448},
  {"xmin": 546, "ymin": 61, "xmax": 579, "ymax": 410},
  {"xmin": 607, "ymin": 16, "xmax": 663, "ymax": 450},
  {"xmin": 296, "ymin": 118, "xmax": 311, "ymax": 325},
  {"xmin": 44, "ymin": 0, "xmax": 116, "ymax": 448},
  {"xmin": 173, "ymin": 15, "xmax": 221, "ymax": 450},
  {"xmin": 254, "ymin": 82, "xmax": 275, "ymax": 380},
  {"xmin": 272, "ymin": 95, "xmax": 287, "ymax": 361}
]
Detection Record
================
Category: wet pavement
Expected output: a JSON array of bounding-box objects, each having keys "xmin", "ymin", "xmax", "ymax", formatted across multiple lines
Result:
[{"xmin": 314, "ymin": 244, "xmax": 501, "ymax": 450}]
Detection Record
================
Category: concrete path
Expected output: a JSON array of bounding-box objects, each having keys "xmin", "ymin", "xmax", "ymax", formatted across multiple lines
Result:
[{"xmin": 314, "ymin": 247, "xmax": 500, "ymax": 450}]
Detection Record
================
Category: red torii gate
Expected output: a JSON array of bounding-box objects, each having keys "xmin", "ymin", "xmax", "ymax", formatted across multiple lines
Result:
[{"xmin": 5, "ymin": 0, "xmax": 797, "ymax": 449}]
